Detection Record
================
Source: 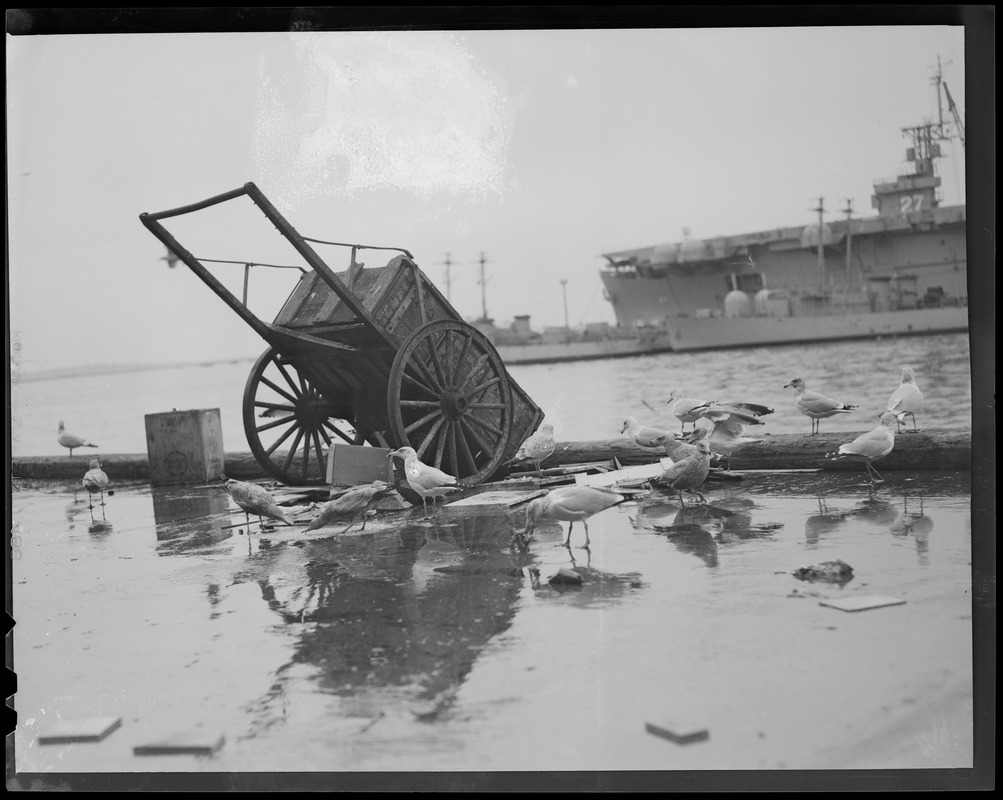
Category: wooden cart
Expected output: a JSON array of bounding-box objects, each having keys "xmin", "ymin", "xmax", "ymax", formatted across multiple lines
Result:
[{"xmin": 140, "ymin": 182, "xmax": 543, "ymax": 487}]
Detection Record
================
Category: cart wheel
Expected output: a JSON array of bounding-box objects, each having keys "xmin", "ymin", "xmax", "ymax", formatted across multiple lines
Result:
[
  {"xmin": 388, "ymin": 320, "xmax": 514, "ymax": 484},
  {"xmin": 243, "ymin": 347, "xmax": 367, "ymax": 486}
]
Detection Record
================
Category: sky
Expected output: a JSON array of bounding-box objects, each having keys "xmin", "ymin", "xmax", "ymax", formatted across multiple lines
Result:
[{"xmin": 7, "ymin": 17, "xmax": 973, "ymax": 374}]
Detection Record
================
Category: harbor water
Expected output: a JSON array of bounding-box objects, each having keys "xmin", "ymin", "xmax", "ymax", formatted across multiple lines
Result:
[
  {"xmin": 11, "ymin": 333, "xmax": 973, "ymax": 457},
  {"xmin": 9, "ymin": 332, "xmax": 980, "ymax": 781}
]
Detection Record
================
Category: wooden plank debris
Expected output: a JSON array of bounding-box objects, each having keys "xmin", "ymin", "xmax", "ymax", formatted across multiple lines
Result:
[
  {"xmin": 819, "ymin": 595, "xmax": 907, "ymax": 612},
  {"xmin": 39, "ymin": 716, "xmax": 122, "ymax": 745},
  {"xmin": 574, "ymin": 458, "xmax": 673, "ymax": 488},
  {"xmin": 446, "ymin": 489, "xmax": 546, "ymax": 508},
  {"xmin": 133, "ymin": 732, "xmax": 226, "ymax": 756}
]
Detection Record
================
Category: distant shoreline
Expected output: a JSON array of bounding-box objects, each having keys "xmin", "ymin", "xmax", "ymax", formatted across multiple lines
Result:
[{"xmin": 18, "ymin": 357, "xmax": 257, "ymax": 383}]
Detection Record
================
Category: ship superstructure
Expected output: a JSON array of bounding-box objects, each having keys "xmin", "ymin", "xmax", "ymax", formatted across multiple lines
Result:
[{"xmin": 598, "ymin": 62, "xmax": 968, "ymax": 348}]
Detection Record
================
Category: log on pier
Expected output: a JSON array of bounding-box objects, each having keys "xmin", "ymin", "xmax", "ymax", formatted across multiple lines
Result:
[
  {"xmin": 11, "ymin": 451, "xmax": 270, "ymax": 483},
  {"xmin": 537, "ymin": 428, "xmax": 971, "ymax": 473},
  {"xmin": 10, "ymin": 428, "xmax": 972, "ymax": 482}
]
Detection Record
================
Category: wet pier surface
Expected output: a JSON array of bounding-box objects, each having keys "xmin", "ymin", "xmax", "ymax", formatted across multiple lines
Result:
[{"xmin": 11, "ymin": 470, "xmax": 975, "ymax": 779}]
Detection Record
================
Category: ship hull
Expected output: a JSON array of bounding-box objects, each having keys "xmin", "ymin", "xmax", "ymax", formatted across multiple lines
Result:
[
  {"xmin": 662, "ymin": 306, "xmax": 968, "ymax": 352},
  {"xmin": 495, "ymin": 334, "xmax": 674, "ymax": 365}
]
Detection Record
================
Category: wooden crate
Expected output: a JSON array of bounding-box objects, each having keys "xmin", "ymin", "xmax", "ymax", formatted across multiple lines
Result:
[{"xmin": 145, "ymin": 409, "xmax": 225, "ymax": 486}]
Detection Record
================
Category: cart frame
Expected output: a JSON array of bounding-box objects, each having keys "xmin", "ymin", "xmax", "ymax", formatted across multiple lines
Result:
[{"xmin": 140, "ymin": 182, "xmax": 543, "ymax": 487}]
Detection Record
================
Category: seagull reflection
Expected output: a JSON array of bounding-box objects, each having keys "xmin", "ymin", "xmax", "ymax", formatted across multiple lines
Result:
[
  {"xmin": 804, "ymin": 497, "xmax": 853, "ymax": 545},
  {"xmin": 851, "ymin": 489, "xmax": 902, "ymax": 528},
  {"xmin": 890, "ymin": 496, "xmax": 934, "ymax": 561},
  {"xmin": 65, "ymin": 498, "xmax": 88, "ymax": 527},
  {"xmin": 88, "ymin": 519, "xmax": 114, "ymax": 536}
]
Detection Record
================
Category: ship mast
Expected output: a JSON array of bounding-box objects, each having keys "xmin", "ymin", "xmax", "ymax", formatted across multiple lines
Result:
[
  {"xmin": 811, "ymin": 197, "xmax": 826, "ymax": 290},
  {"xmin": 842, "ymin": 199, "xmax": 855, "ymax": 288},
  {"xmin": 474, "ymin": 251, "xmax": 490, "ymax": 322}
]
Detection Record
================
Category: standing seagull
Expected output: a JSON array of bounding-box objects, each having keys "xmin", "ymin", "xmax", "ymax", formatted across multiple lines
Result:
[
  {"xmin": 653, "ymin": 440, "xmax": 712, "ymax": 506},
  {"xmin": 666, "ymin": 392, "xmax": 709, "ymax": 433},
  {"xmin": 886, "ymin": 366, "xmax": 924, "ymax": 432},
  {"xmin": 783, "ymin": 377, "xmax": 858, "ymax": 435},
  {"xmin": 221, "ymin": 475, "xmax": 293, "ymax": 529},
  {"xmin": 81, "ymin": 459, "xmax": 110, "ymax": 510},
  {"xmin": 388, "ymin": 446, "xmax": 461, "ymax": 518},
  {"xmin": 517, "ymin": 485, "xmax": 626, "ymax": 550},
  {"xmin": 305, "ymin": 481, "xmax": 396, "ymax": 533},
  {"xmin": 505, "ymin": 423, "xmax": 556, "ymax": 475},
  {"xmin": 830, "ymin": 412, "xmax": 899, "ymax": 483},
  {"xmin": 621, "ymin": 416, "xmax": 673, "ymax": 450},
  {"xmin": 58, "ymin": 421, "xmax": 98, "ymax": 458},
  {"xmin": 650, "ymin": 430, "xmax": 700, "ymax": 462}
]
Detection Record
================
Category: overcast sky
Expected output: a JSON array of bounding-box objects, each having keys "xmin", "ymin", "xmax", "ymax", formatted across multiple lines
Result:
[{"xmin": 7, "ymin": 21, "xmax": 970, "ymax": 373}]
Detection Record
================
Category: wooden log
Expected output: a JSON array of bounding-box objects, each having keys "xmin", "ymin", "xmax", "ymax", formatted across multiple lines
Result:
[
  {"xmin": 537, "ymin": 429, "xmax": 971, "ymax": 473},
  {"xmin": 10, "ymin": 428, "xmax": 972, "ymax": 482},
  {"xmin": 11, "ymin": 451, "xmax": 267, "ymax": 482}
]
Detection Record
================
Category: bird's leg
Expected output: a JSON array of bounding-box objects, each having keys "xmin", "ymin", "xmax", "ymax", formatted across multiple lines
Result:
[
  {"xmin": 869, "ymin": 463, "xmax": 884, "ymax": 483},
  {"xmin": 100, "ymin": 490, "xmax": 106, "ymax": 507},
  {"xmin": 677, "ymin": 490, "xmax": 687, "ymax": 507},
  {"xmin": 911, "ymin": 414, "xmax": 918, "ymax": 432},
  {"xmin": 563, "ymin": 522, "xmax": 574, "ymax": 548},
  {"xmin": 582, "ymin": 521, "xmax": 591, "ymax": 550}
]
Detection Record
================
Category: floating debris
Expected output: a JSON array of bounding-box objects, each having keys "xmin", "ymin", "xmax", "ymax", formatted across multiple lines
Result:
[
  {"xmin": 645, "ymin": 720, "xmax": 709, "ymax": 745},
  {"xmin": 133, "ymin": 732, "xmax": 225, "ymax": 756},
  {"xmin": 548, "ymin": 567, "xmax": 583, "ymax": 586},
  {"xmin": 819, "ymin": 595, "xmax": 907, "ymax": 613},
  {"xmin": 39, "ymin": 716, "xmax": 122, "ymax": 745},
  {"xmin": 792, "ymin": 559, "xmax": 855, "ymax": 585}
]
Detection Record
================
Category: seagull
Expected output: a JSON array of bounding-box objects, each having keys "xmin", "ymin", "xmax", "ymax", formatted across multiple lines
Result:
[
  {"xmin": 504, "ymin": 423, "xmax": 556, "ymax": 475},
  {"xmin": 667, "ymin": 392, "xmax": 773, "ymax": 433},
  {"xmin": 829, "ymin": 412, "xmax": 899, "ymax": 483},
  {"xmin": 620, "ymin": 416, "xmax": 673, "ymax": 450},
  {"xmin": 305, "ymin": 481, "xmax": 395, "ymax": 533},
  {"xmin": 783, "ymin": 377, "xmax": 858, "ymax": 435},
  {"xmin": 650, "ymin": 430, "xmax": 700, "ymax": 462},
  {"xmin": 685, "ymin": 403, "xmax": 766, "ymax": 462},
  {"xmin": 666, "ymin": 392, "xmax": 709, "ymax": 433},
  {"xmin": 388, "ymin": 446, "xmax": 461, "ymax": 518},
  {"xmin": 81, "ymin": 459, "xmax": 109, "ymax": 509},
  {"xmin": 58, "ymin": 421, "xmax": 98, "ymax": 457},
  {"xmin": 516, "ymin": 485, "xmax": 626, "ymax": 550},
  {"xmin": 886, "ymin": 366, "xmax": 924, "ymax": 433},
  {"xmin": 221, "ymin": 475, "xmax": 293, "ymax": 528},
  {"xmin": 653, "ymin": 440, "xmax": 712, "ymax": 506}
]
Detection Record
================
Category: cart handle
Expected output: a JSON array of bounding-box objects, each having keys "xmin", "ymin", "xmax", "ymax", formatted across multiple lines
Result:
[
  {"xmin": 302, "ymin": 237, "xmax": 413, "ymax": 261},
  {"xmin": 139, "ymin": 185, "xmax": 251, "ymax": 222}
]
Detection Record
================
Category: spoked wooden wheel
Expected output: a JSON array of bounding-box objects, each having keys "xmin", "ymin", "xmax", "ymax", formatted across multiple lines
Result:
[
  {"xmin": 388, "ymin": 320, "xmax": 514, "ymax": 484},
  {"xmin": 243, "ymin": 347, "xmax": 366, "ymax": 486}
]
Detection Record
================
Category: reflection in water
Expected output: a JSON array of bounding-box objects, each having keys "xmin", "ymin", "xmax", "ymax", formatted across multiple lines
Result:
[
  {"xmin": 152, "ymin": 486, "xmax": 233, "ymax": 555},
  {"xmin": 237, "ymin": 509, "xmax": 530, "ymax": 727},
  {"xmin": 631, "ymin": 498, "xmax": 781, "ymax": 569},
  {"xmin": 804, "ymin": 497, "xmax": 853, "ymax": 545},
  {"xmin": 850, "ymin": 488, "xmax": 902, "ymax": 528},
  {"xmin": 890, "ymin": 495, "xmax": 935, "ymax": 564},
  {"xmin": 65, "ymin": 498, "xmax": 89, "ymax": 529},
  {"xmin": 87, "ymin": 519, "xmax": 114, "ymax": 536}
]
